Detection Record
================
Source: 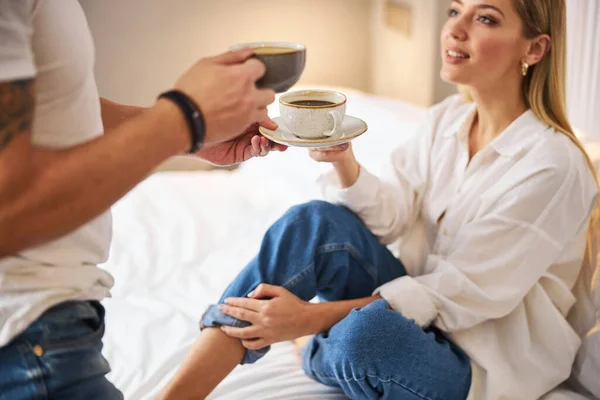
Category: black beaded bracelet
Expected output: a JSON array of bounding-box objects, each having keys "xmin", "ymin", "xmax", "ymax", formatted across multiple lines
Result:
[{"xmin": 158, "ymin": 90, "xmax": 206, "ymax": 153}]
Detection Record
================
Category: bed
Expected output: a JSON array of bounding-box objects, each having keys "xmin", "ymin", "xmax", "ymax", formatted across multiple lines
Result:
[{"xmin": 99, "ymin": 87, "xmax": 597, "ymax": 399}]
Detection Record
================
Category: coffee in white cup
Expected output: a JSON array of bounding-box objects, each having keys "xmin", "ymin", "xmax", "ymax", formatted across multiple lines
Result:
[{"xmin": 279, "ymin": 90, "xmax": 346, "ymax": 139}]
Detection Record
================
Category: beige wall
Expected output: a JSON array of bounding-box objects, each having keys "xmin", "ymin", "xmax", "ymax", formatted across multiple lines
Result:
[
  {"xmin": 81, "ymin": 0, "xmax": 453, "ymax": 109},
  {"xmin": 80, "ymin": 0, "xmax": 372, "ymax": 106},
  {"xmin": 370, "ymin": 0, "xmax": 453, "ymax": 107}
]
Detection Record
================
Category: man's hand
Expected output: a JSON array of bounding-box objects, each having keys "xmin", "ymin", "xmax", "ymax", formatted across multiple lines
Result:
[
  {"xmin": 196, "ymin": 120, "xmax": 287, "ymax": 166},
  {"xmin": 173, "ymin": 49, "xmax": 276, "ymax": 147}
]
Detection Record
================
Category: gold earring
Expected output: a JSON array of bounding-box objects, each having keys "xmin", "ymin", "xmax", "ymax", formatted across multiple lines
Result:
[{"xmin": 521, "ymin": 62, "xmax": 529, "ymax": 76}]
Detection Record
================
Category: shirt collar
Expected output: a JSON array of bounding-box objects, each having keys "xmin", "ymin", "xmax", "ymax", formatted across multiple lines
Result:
[
  {"xmin": 489, "ymin": 110, "xmax": 549, "ymax": 157},
  {"xmin": 443, "ymin": 105, "xmax": 550, "ymax": 157}
]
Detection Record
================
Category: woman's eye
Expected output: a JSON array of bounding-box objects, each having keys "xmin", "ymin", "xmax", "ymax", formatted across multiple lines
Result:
[
  {"xmin": 447, "ymin": 8, "xmax": 459, "ymax": 17},
  {"xmin": 479, "ymin": 15, "xmax": 497, "ymax": 25}
]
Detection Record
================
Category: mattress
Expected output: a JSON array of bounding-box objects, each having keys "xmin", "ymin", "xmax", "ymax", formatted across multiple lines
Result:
[{"xmin": 100, "ymin": 87, "xmax": 426, "ymax": 399}]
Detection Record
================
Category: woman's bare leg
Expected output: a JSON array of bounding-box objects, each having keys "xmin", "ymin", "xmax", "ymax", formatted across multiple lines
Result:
[
  {"xmin": 158, "ymin": 328, "xmax": 244, "ymax": 399},
  {"xmin": 293, "ymin": 335, "xmax": 313, "ymax": 364}
]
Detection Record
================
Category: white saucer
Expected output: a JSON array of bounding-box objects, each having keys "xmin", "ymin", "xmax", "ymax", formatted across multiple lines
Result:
[{"xmin": 259, "ymin": 116, "xmax": 368, "ymax": 148}]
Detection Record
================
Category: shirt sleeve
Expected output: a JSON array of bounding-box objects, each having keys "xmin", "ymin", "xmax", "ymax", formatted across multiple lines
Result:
[
  {"xmin": 374, "ymin": 152, "xmax": 598, "ymax": 330},
  {"xmin": 317, "ymin": 99, "xmax": 450, "ymax": 245},
  {"xmin": 0, "ymin": 0, "xmax": 36, "ymax": 82}
]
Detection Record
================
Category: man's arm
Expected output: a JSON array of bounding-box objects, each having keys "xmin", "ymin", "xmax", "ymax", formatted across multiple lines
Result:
[
  {"xmin": 100, "ymin": 97, "xmax": 145, "ymax": 131},
  {"xmin": 0, "ymin": 48, "xmax": 276, "ymax": 258},
  {"xmin": 0, "ymin": 79, "xmax": 190, "ymax": 257}
]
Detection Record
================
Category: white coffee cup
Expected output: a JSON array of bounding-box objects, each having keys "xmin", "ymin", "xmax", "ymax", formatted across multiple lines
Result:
[{"xmin": 279, "ymin": 90, "xmax": 346, "ymax": 139}]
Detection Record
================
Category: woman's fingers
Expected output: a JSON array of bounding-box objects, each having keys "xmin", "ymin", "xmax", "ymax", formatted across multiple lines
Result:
[
  {"xmin": 219, "ymin": 304, "xmax": 258, "ymax": 323},
  {"xmin": 308, "ymin": 142, "xmax": 351, "ymax": 163},
  {"xmin": 224, "ymin": 297, "xmax": 262, "ymax": 311},
  {"xmin": 314, "ymin": 143, "xmax": 349, "ymax": 152},
  {"xmin": 220, "ymin": 325, "xmax": 260, "ymax": 340},
  {"xmin": 242, "ymin": 338, "xmax": 268, "ymax": 350}
]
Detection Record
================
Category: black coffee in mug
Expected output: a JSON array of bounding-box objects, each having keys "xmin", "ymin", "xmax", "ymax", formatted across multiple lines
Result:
[{"xmin": 290, "ymin": 100, "xmax": 336, "ymax": 107}]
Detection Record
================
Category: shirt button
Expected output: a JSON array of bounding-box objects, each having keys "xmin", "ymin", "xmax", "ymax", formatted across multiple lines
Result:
[
  {"xmin": 443, "ymin": 228, "xmax": 449, "ymax": 235},
  {"xmin": 33, "ymin": 345, "xmax": 44, "ymax": 357}
]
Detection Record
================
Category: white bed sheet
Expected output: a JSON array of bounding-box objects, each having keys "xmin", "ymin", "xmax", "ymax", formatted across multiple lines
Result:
[{"xmin": 100, "ymin": 87, "xmax": 426, "ymax": 399}]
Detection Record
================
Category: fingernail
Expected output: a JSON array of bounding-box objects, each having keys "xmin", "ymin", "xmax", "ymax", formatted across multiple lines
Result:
[
  {"xmin": 218, "ymin": 305, "xmax": 225, "ymax": 311},
  {"xmin": 265, "ymin": 141, "xmax": 270, "ymax": 148},
  {"xmin": 220, "ymin": 326, "xmax": 226, "ymax": 331},
  {"xmin": 224, "ymin": 298, "xmax": 230, "ymax": 304},
  {"xmin": 247, "ymin": 291, "xmax": 255, "ymax": 298}
]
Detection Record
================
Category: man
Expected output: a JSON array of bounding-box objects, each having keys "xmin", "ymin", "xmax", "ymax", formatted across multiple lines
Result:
[{"xmin": 0, "ymin": 1, "xmax": 284, "ymax": 398}]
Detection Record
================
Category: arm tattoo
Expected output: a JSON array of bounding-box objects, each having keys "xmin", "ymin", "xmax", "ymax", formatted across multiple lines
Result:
[{"xmin": 0, "ymin": 79, "xmax": 35, "ymax": 151}]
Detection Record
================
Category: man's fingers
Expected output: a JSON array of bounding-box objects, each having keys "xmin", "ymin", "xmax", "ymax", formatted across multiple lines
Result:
[
  {"xmin": 253, "ymin": 108, "xmax": 270, "ymax": 125},
  {"xmin": 211, "ymin": 48, "xmax": 254, "ymax": 65},
  {"xmin": 240, "ymin": 58, "xmax": 267, "ymax": 82},
  {"xmin": 258, "ymin": 118, "xmax": 278, "ymax": 131},
  {"xmin": 272, "ymin": 143, "xmax": 288, "ymax": 152},
  {"xmin": 250, "ymin": 135, "xmax": 261, "ymax": 156},
  {"xmin": 259, "ymin": 137, "xmax": 269, "ymax": 157},
  {"xmin": 254, "ymin": 90, "xmax": 276, "ymax": 109}
]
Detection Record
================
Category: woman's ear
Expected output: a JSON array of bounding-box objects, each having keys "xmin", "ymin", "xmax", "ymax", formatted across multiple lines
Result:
[{"xmin": 525, "ymin": 34, "xmax": 551, "ymax": 66}]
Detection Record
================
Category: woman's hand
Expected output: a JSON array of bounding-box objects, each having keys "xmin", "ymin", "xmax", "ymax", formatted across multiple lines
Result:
[
  {"xmin": 308, "ymin": 142, "xmax": 353, "ymax": 164},
  {"xmin": 218, "ymin": 284, "xmax": 314, "ymax": 350},
  {"xmin": 309, "ymin": 142, "xmax": 360, "ymax": 188}
]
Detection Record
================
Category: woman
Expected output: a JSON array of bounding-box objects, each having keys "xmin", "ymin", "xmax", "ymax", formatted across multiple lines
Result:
[{"xmin": 160, "ymin": 0, "xmax": 599, "ymax": 399}]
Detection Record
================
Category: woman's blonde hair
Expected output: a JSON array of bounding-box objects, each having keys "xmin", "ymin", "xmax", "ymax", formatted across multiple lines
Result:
[{"xmin": 461, "ymin": 0, "xmax": 599, "ymax": 259}]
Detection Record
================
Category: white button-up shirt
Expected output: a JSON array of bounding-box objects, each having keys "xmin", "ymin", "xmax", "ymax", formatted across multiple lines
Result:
[{"xmin": 319, "ymin": 95, "xmax": 598, "ymax": 400}]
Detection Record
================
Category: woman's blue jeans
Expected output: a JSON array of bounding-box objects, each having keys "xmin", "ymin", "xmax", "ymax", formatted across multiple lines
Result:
[{"xmin": 201, "ymin": 201, "xmax": 471, "ymax": 400}]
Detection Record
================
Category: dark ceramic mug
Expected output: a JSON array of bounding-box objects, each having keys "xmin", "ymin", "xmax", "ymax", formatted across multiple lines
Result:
[{"xmin": 229, "ymin": 42, "xmax": 306, "ymax": 93}]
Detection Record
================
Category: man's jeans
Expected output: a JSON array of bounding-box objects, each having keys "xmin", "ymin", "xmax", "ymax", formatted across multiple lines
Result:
[
  {"xmin": 201, "ymin": 201, "xmax": 472, "ymax": 400},
  {"xmin": 0, "ymin": 300, "xmax": 122, "ymax": 400}
]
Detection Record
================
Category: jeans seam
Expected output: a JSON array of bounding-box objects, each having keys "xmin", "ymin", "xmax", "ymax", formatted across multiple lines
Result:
[
  {"xmin": 282, "ymin": 263, "xmax": 315, "ymax": 290},
  {"xmin": 309, "ymin": 370, "xmax": 435, "ymax": 400},
  {"xmin": 316, "ymin": 243, "xmax": 379, "ymax": 283},
  {"xmin": 280, "ymin": 209, "xmax": 381, "ymax": 289},
  {"xmin": 281, "ymin": 243, "xmax": 379, "ymax": 292}
]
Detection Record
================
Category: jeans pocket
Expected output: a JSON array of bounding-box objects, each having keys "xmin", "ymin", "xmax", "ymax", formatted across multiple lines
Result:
[{"xmin": 42, "ymin": 301, "xmax": 106, "ymax": 353}]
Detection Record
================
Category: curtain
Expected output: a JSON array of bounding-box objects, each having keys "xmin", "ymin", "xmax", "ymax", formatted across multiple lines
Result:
[{"xmin": 566, "ymin": 0, "xmax": 600, "ymax": 138}]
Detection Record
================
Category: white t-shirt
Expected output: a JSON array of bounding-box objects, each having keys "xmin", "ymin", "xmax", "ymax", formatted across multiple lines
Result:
[
  {"xmin": 0, "ymin": 0, "xmax": 114, "ymax": 347},
  {"xmin": 320, "ymin": 95, "xmax": 598, "ymax": 400}
]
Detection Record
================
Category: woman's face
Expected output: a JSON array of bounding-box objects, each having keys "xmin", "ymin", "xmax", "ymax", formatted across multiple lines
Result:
[{"xmin": 440, "ymin": 0, "xmax": 529, "ymax": 89}]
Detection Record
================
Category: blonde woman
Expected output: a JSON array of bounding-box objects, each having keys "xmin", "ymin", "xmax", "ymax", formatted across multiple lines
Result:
[{"xmin": 161, "ymin": 0, "xmax": 599, "ymax": 399}]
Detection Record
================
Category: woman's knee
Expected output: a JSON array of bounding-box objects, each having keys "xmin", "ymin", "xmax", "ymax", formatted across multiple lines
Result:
[
  {"xmin": 283, "ymin": 200, "xmax": 359, "ymax": 227},
  {"xmin": 286, "ymin": 200, "xmax": 342, "ymax": 218},
  {"xmin": 333, "ymin": 299, "xmax": 398, "ymax": 361}
]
